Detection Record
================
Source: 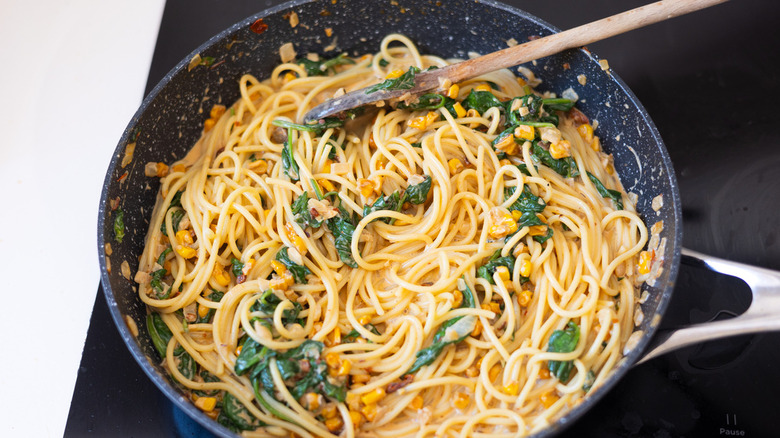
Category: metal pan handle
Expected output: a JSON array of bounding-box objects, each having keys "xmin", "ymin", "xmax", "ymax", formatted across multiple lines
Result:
[{"xmin": 638, "ymin": 248, "xmax": 780, "ymax": 364}]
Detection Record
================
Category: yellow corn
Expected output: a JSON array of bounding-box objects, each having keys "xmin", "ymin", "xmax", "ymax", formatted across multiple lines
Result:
[
  {"xmin": 504, "ymin": 383, "xmax": 520, "ymax": 396},
  {"xmin": 349, "ymin": 410, "xmax": 363, "ymax": 427},
  {"xmin": 495, "ymin": 266, "xmax": 511, "ymax": 281},
  {"xmin": 511, "ymin": 210, "xmax": 523, "ymax": 221},
  {"xmin": 591, "ymin": 135, "xmax": 601, "ymax": 152},
  {"xmin": 270, "ymin": 260, "xmax": 286, "ymax": 276},
  {"xmin": 447, "ymin": 84, "xmax": 460, "ymax": 99},
  {"xmin": 210, "ymin": 105, "xmax": 226, "ymax": 119},
  {"xmin": 325, "ymin": 327, "xmax": 341, "ymax": 347},
  {"xmin": 409, "ymin": 395, "xmax": 424, "ymax": 410},
  {"xmin": 475, "ymin": 84, "xmax": 492, "ymax": 92},
  {"xmin": 638, "ymin": 250, "xmax": 653, "ymax": 275},
  {"xmin": 324, "ymin": 416, "xmax": 343, "ymax": 432},
  {"xmin": 284, "ymin": 72, "xmax": 297, "ymax": 83},
  {"xmin": 539, "ymin": 368, "xmax": 551, "ymax": 379},
  {"xmin": 452, "ymin": 290, "xmax": 463, "ymax": 308},
  {"xmin": 334, "ymin": 359, "xmax": 352, "ymax": 376},
  {"xmin": 471, "ymin": 320, "xmax": 482, "ymax": 337},
  {"xmin": 213, "ymin": 264, "xmax": 230, "ymax": 286},
  {"xmin": 424, "ymin": 111, "xmax": 438, "ymax": 126},
  {"xmin": 176, "ymin": 246, "xmax": 196, "ymax": 259},
  {"xmin": 465, "ymin": 366, "xmax": 479, "ymax": 378},
  {"xmin": 577, "ymin": 124, "xmax": 594, "ymax": 143},
  {"xmin": 155, "ymin": 162, "xmax": 169, "ymax": 177},
  {"xmin": 322, "ymin": 159, "xmax": 332, "ymax": 174},
  {"xmin": 448, "ymin": 158, "xmax": 464, "ymax": 174},
  {"xmin": 194, "ymin": 396, "xmax": 217, "ymax": 412},
  {"xmin": 361, "ymin": 403, "xmax": 378, "ymax": 422},
  {"xmin": 269, "ymin": 276, "xmax": 287, "ymax": 290},
  {"xmin": 358, "ymin": 315, "xmax": 372, "ymax": 325},
  {"xmin": 482, "ymin": 302, "xmax": 501, "ymax": 314},
  {"xmin": 516, "ymin": 77, "xmax": 527, "ymax": 87},
  {"xmin": 514, "ymin": 125, "xmax": 535, "ymax": 141},
  {"xmin": 520, "ymin": 259, "xmax": 532, "ymax": 277},
  {"xmin": 301, "ymin": 392, "xmax": 322, "ymax": 411},
  {"xmin": 197, "ymin": 304, "xmax": 210, "ymax": 318},
  {"xmin": 488, "ymin": 209, "xmax": 518, "ymax": 239},
  {"xmin": 385, "ymin": 69, "xmax": 404, "ymax": 79},
  {"xmin": 346, "ymin": 392, "xmax": 362, "ymax": 411},
  {"xmin": 408, "ymin": 116, "xmax": 427, "ymax": 130},
  {"xmin": 203, "ymin": 118, "xmax": 216, "ymax": 132},
  {"xmin": 549, "ymin": 140, "xmax": 571, "ymax": 159},
  {"xmin": 321, "ymin": 404, "xmax": 339, "ymax": 419},
  {"xmin": 453, "ymin": 392, "xmax": 470, "ymax": 409},
  {"xmin": 235, "ymin": 345, "xmax": 243, "ymax": 356},
  {"xmin": 452, "ymin": 102, "xmax": 467, "ymax": 118},
  {"xmin": 528, "ymin": 225, "xmax": 548, "ymax": 236},
  {"xmin": 325, "ymin": 352, "xmax": 340, "ymax": 368},
  {"xmin": 357, "ymin": 178, "xmax": 375, "ymax": 197},
  {"xmin": 494, "ymin": 134, "xmax": 518, "ymax": 155},
  {"xmin": 540, "ymin": 390, "xmax": 559, "ymax": 408},
  {"xmin": 318, "ymin": 178, "xmax": 335, "ymax": 192},
  {"xmin": 172, "ymin": 164, "xmax": 186, "ymax": 173},
  {"xmin": 351, "ymin": 372, "xmax": 370, "ymax": 383},
  {"xmin": 518, "ymin": 290, "xmax": 533, "ymax": 307},
  {"xmin": 360, "ymin": 388, "xmax": 386, "ymax": 405},
  {"xmin": 176, "ymin": 229, "xmax": 193, "ymax": 245},
  {"xmin": 489, "ymin": 364, "xmax": 502, "ymax": 382}
]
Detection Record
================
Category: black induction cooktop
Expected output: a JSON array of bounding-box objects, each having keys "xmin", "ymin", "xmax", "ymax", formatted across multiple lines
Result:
[{"xmin": 65, "ymin": 0, "xmax": 780, "ymax": 436}]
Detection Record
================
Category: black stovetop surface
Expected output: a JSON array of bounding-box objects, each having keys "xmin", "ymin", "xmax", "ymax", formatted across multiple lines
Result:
[{"xmin": 66, "ymin": 0, "xmax": 780, "ymax": 436}]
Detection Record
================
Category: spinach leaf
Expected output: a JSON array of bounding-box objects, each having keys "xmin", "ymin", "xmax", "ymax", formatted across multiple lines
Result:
[
  {"xmin": 147, "ymin": 313, "xmax": 172, "ymax": 358},
  {"xmin": 587, "ymin": 172, "xmax": 624, "ymax": 210},
  {"xmin": 275, "ymin": 247, "xmax": 312, "ymax": 284},
  {"xmin": 477, "ymin": 250, "xmax": 516, "ymax": 285},
  {"xmin": 326, "ymin": 206, "xmax": 358, "ymax": 267},
  {"xmin": 463, "ymin": 90, "xmax": 504, "ymax": 114},
  {"xmin": 363, "ymin": 191, "xmax": 403, "ymax": 224},
  {"xmin": 160, "ymin": 209, "xmax": 185, "ymax": 236},
  {"xmin": 406, "ymin": 175, "xmax": 432, "ymax": 204},
  {"xmin": 291, "ymin": 191, "xmax": 322, "ymax": 229},
  {"xmin": 281, "ymin": 128, "xmax": 299, "ymax": 182},
  {"xmin": 250, "ymin": 289, "xmax": 302, "ymax": 325},
  {"xmin": 272, "ymin": 118, "xmax": 345, "ymax": 135},
  {"xmin": 365, "ymin": 66, "xmax": 420, "ymax": 94},
  {"xmin": 196, "ymin": 290, "xmax": 223, "ymax": 323},
  {"xmin": 169, "ymin": 190, "xmax": 184, "ymax": 208},
  {"xmin": 582, "ymin": 370, "xmax": 596, "ymax": 392},
  {"xmin": 531, "ymin": 141, "xmax": 579, "ymax": 178},
  {"xmin": 505, "ymin": 95, "xmax": 542, "ymax": 126},
  {"xmin": 397, "ymin": 93, "xmax": 452, "ymax": 111},
  {"xmin": 296, "ymin": 53, "xmax": 354, "ymax": 76},
  {"xmin": 236, "ymin": 337, "xmax": 274, "ymax": 376},
  {"xmin": 515, "ymin": 211, "xmax": 554, "ymax": 244},
  {"xmin": 193, "ymin": 369, "xmax": 221, "ymax": 397},
  {"xmin": 113, "ymin": 208, "xmax": 125, "ymax": 244},
  {"xmin": 176, "ymin": 350, "xmax": 197, "ymax": 380},
  {"xmin": 230, "ymin": 257, "xmax": 244, "ymax": 278},
  {"xmin": 547, "ymin": 321, "xmax": 580, "ymax": 382},
  {"xmin": 542, "ymin": 98, "xmax": 575, "ymax": 112},
  {"xmin": 406, "ymin": 279, "xmax": 476, "ymax": 374},
  {"xmin": 505, "ymin": 185, "xmax": 546, "ymax": 214},
  {"xmin": 223, "ymin": 392, "xmax": 261, "ymax": 431}
]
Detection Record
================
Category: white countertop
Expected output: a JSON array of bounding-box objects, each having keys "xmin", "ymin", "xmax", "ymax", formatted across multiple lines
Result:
[{"xmin": 0, "ymin": 1, "xmax": 165, "ymax": 435}]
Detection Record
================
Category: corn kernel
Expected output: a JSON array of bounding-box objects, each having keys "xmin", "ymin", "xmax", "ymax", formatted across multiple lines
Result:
[
  {"xmin": 346, "ymin": 392, "xmax": 362, "ymax": 411},
  {"xmin": 269, "ymin": 276, "xmax": 287, "ymax": 290},
  {"xmin": 368, "ymin": 133, "xmax": 377, "ymax": 148},
  {"xmin": 453, "ymin": 392, "xmax": 470, "ymax": 409},
  {"xmin": 591, "ymin": 135, "xmax": 601, "ymax": 152},
  {"xmin": 352, "ymin": 373, "xmax": 370, "ymax": 383},
  {"xmin": 471, "ymin": 320, "xmax": 482, "ymax": 337},
  {"xmin": 324, "ymin": 326, "xmax": 341, "ymax": 347},
  {"xmin": 638, "ymin": 250, "xmax": 653, "ymax": 275},
  {"xmin": 489, "ymin": 364, "xmax": 502, "ymax": 382},
  {"xmin": 360, "ymin": 388, "xmax": 386, "ymax": 405},
  {"xmin": 194, "ymin": 396, "xmax": 217, "ymax": 412},
  {"xmin": 172, "ymin": 164, "xmax": 186, "ymax": 173},
  {"xmin": 176, "ymin": 229, "xmax": 193, "ymax": 245},
  {"xmin": 204, "ymin": 118, "xmax": 216, "ymax": 132},
  {"xmin": 248, "ymin": 158, "xmax": 268, "ymax": 174},
  {"xmin": 176, "ymin": 246, "xmax": 196, "ymax": 259},
  {"xmin": 528, "ymin": 225, "xmax": 548, "ymax": 236},
  {"xmin": 448, "ymin": 158, "xmax": 464, "ymax": 174},
  {"xmin": 321, "ymin": 404, "xmax": 339, "ymax": 419},
  {"xmin": 577, "ymin": 124, "xmax": 594, "ymax": 143},
  {"xmin": 322, "ymin": 159, "xmax": 332, "ymax": 174},
  {"xmin": 518, "ymin": 290, "xmax": 533, "ymax": 307},
  {"xmin": 284, "ymin": 72, "xmax": 296, "ymax": 83},
  {"xmin": 466, "ymin": 366, "xmax": 479, "ymax": 377},
  {"xmin": 198, "ymin": 304, "xmax": 210, "ymax": 318},
  {"xmin": 318, "ymin": 178, "xmax": 335, "ymax": 192},
  {"xmin": 291, "ymin": 235, "xmax": 307, "ymax": 256},
  {"xmin": 488, "ymin": 208, "xmax": 518, "ymax": 239},
  {"xmin": 335, "ymin": 359, "xmax": 352, "ymax": 376},
  {"xmin": 452, "ymin": 290, "xmax": 463, "ymax": 308},
  {"xmin": 213, "ymin": 264, "xmax": 231, "ymax": 286},
  {"xmin": 357, "ymin": 178, "xmax": 375, "ymax": 197},
  {"xmin": 385, "ymin": 69, "xmax": 404, "ymax": 79},
  {"xmin": 301, "ymin": 392, "xmax": 322, "ymax": 411},
  {"xmin": 358, "ymin": 315, "xmax": 372, "ymax": 325},
  {"xmin": 446, "ymin": 83, "xmax": 460, "ymax": 99},
  {"xmin": 324, "ymin": 416, "xmax": 343, "ymax": 432},
  {"xmin": 424, "ymin": 111, "xmax": 438, "ymax": 126},
  {"xmin": 155, "ymin": 162, "xmax": 169, "ymax": 177},
  {"xmin": 549, "ymin": 140, "xmax": 571, "ymax": 159},
  {"xmin": 361, "ymin": 403, "xmax": 378, "ymax": 422},
  {"xmin": 516, "ymin": 77, "xmax": 527, "ymax": 86},
  {"xmin": 511, "ymin": 210, "xmax": 523, "ymax": 221},
  {"xmin": 494, "ymin": 266, "xmax": 510, "ymax": 282},
  {"xmin": 514, "ymin": 125, "xmax": 535, "ymax": 141},
  {"xmin": 210, "ymin": 105, "xmax": 226, "ymax": 119},
  {"xmin": 494, "ymin": 134, "xmax": 518, "ymax": 156},
  {"xmin": 452, "ymin": 102, "xmax": 467, "ymax": 118},
  {"xmin": 539, "ymin": 367, "xmax": 551, "ymax": 379},
  {"xmin": 540, "ymin": 390, "xmax": 559, "ymax": 408},
  {"xmin": 520, "ymin": 259, "xmax": 532, "ymax": 277},
  {"xmin": 475, "ymin": 84, "xmax": 492, "ymax": 92},
  {"xmin": 499, "ymin": 159, "xmax": 512, "ymax": 167},
  {"xmin": 504, "ymin": 383, "xmax": 520, "ymax": 395},
  {"xmin": 325, "ymin": 352, "xmax": 341, "ymax": 368},
  {"xmin": 349, "ymin": 410, "xmax": 363, "ymax": 427}
]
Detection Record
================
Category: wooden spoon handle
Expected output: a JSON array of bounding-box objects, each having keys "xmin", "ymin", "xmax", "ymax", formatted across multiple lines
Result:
[{"xmin": 428, "ymin": 0, "xmax": 727, "ymax": 85}]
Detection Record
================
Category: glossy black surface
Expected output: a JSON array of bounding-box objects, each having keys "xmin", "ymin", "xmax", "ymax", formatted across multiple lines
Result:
[{"xmin": 67, "ymin": 0, "xmax": 780, "ymax": 437}]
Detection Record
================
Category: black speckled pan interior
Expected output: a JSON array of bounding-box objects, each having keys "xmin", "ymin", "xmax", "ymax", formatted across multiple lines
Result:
[{"xmin": 97, "ymin": 0, "xmax": 682, "ymax": 436}]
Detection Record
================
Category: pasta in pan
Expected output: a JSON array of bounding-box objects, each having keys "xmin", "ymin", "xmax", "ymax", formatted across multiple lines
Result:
[{"xmin": 135, "ymin": 34, "xmax": 649, "ymax": 437}]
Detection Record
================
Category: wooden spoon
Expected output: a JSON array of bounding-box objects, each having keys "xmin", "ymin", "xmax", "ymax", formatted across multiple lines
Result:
[{"xmin": 303, "ymin": 0, "xmax": 726, "ymax": 123}]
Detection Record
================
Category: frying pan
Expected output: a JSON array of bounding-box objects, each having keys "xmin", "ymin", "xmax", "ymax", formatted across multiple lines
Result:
[{"xmin": 97, "ymin": 0, "xmax": 780, "ymax": 436}]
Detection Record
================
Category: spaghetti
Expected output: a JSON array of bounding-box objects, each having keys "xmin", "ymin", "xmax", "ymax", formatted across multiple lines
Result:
[{"xmin": 135, "ymin": 34, "xmax": 648, "ymax": 437}]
